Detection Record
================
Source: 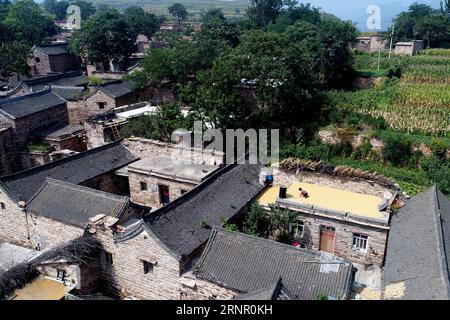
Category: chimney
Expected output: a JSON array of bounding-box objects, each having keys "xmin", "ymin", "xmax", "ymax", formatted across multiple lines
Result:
[{"xmin": 279, "ymin": 186, "xmax": 287, "ymax": 199}]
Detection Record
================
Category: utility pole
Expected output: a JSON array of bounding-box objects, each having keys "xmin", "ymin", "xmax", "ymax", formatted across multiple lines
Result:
[
  {"xmin": 378, "ymin": 49, "xmax": 381, "ymax": 70},
  {"xmin": 388, "ymin": 20, "xmax": 396, "ymax": 59}
]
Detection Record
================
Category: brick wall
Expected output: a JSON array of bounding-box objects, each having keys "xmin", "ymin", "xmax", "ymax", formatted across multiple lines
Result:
[
  {"xmin": 11, "ymin": 103, "xmax": 69, "ymax": 148},
  {"xmin": 180, "ymin": 276, "xmax": 238, "ymax": 300},
  {"xmin": 29, "ymin": 50, "xmax": 80, "ymax": 75},
  {"xmin": 288, "ymin": 211, "xmax": 388, "ymax": 266},
  {"xmin": 128, "ymin": 171, "xmax": 196, "ymax": 208},
  {"xmin": 93, "ymin": 226, "xmax": 183, "ymax": 300},
  {"xmin": 29, "ymin": 50, "xmax": 51, "ymax": 75},
  {"xmin": 0, "ymin": 191, "xmax": 29, "ymax": 247}
]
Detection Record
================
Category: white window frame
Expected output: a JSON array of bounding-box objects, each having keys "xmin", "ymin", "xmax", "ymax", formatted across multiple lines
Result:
[{"xmin": 352, "ymin": 233, "xmax": 368, "ymax": 252}]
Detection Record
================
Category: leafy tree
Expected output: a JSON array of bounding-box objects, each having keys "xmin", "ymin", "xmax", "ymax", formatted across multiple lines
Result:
[
  {"xmin": 4, "ymin": 0, "xmax": 59, "ymax": 45},
  {"xmin": 168, "ymin": 3, "xmax": 187, "ymax": 25},
  {"xmin": 390, "ymin": 3, "xmax": 435, "ymax": 43},
  {"xmin": 413, "ymin": 14, "xmax": 450, "ymax": 48},
  {"xmin": 247, "ymin": 0, "xmax": 283, "ymax": 28},
  {"xmin": 0, "ymin": 0, "xmax": 10, "ymax": 20},
  {"xmin": 382, "ymin": 134, "xmax": 412, "ymax": 166},
  {"xmin": 119, "ymin": 103, "xmax": 192, "ymax": 142},
  {"xmin": 70, "ymin": 8, "xmax": 134, "ymax": 70},
  {"xmin": 243, "ymin": 204, "xmax": 271, "ymax": 237},
  {"xmin": 268, "ymin": 2, "xmax": 321, "ymax": 32},
  {"xmin": 124, "ymin": 6, "xmax": 160, "ymax": 40},
  {"xmin": 0, "ymin": 41, "xmax": 30, "ymax": 78},
  {"xmin": 442, "ymin": 0, "xmax": 450, "ymax": 15},
  {"xmin": 421, "ymin": 156, "xmax": 450, "ymax": 195},
  {"xmin": 200, "ymin": 8, "xmax": 240, "ymax": 47},
  {"xmin": 43, "ymin": 0, "xmax": 69, "ymax": 20}
]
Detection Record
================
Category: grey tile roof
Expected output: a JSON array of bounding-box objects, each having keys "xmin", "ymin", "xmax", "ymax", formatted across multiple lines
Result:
[
  {"xmin": 0, "ymin": 88, "xmax": 66, "ymax": 119},
  {"xmin": 99, "ymin": 80, "xmax": 133, "ymax": 99},
  {"xmin": 51, "ymin": 86, "xmax": 84, "ymax": 100},
  {"xmin": 0, "ymin": 141, "xmax": 138, "ymax": 202},
  {"xmin": 26, "ymin": 178, "xmax": 129, "ymax": 228},
  {"xmin": 33, "ymin": 44, "xmax": 69, "ymax": 56},
  {"xmin": 24, "ymin": 72, "xmax": 88, "ymax": 91},
  {"xmin": 195, "ymin": 229, "xmax": 354, "ymax": 300},
  {"xmin": 141, "ymin": 164, "xmax": 264, "ymax": 259},
  {"xmin": 38, "ymin": 124, "xmax": 84, "ymax": 140},
  {"xmin": 233, "ymin": 278, "xmax": 295, "ymax": 300},
  {"xmin": 383, "ymin": 186, "xmax": 450, "ymax": 300}
]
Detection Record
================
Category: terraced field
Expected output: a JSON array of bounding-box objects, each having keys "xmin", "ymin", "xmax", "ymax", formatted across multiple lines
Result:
[{"xmin": 329, "ymin": 49, "xmax": 450, "ymax": 135}]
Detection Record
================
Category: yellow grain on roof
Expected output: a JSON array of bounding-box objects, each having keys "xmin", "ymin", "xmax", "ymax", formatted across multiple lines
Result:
[
  {"xmin": 257, "ymin": 182, "xmax": 384, "ymax": 219},
  {"xmin": 10, "ymin": 277, "xmax": 65, "ymax": 300}
]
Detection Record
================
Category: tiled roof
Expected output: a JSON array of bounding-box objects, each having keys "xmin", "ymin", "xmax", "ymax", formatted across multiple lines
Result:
[
  {"xmin": 0, "ymin": 88, "xmax": 66, "ymax": 119},
  {"xmin": 139, "ymin": 164, "xmax": 264, "ymax": 259},
  {"xmin": 99, "ymin": 80, "xmax": 133, "ymax": 99},
  {"xmin": 33, "ymin": 43, "xmax": 69, "ymax": 56},
  {"xmin": 26, "ymin": 178, "xmax": 129, "ymax": 228},
  {"xmin": 38, "ymin": 124, "xmax": 84, "ymax": 140},
  {"xmin": 383, "ymin": 186, "xmax": 450, "ymax": 300},
  {"xmin": 24, "ymin": 72, "xmax": 88, "ymax": 91},
  {"xmin": 0, "ymin": 141, "xmax": 138, "ymax": 202},
  {"xmin": 233, "ymin": 278, "xmax": 295, "ymax": 300},
  {"xmin": 195, "ymin": 229, "xmax": 354, "ymax": 300},
  {"xmin": 51, "ymin": 86, "xmax": 84, "ymax": 100}
]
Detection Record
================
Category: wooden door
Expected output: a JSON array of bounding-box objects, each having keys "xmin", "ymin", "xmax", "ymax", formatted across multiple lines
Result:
[{"xmin": 319, "ymin": 226, "xmax": 335, "ymax": 254}]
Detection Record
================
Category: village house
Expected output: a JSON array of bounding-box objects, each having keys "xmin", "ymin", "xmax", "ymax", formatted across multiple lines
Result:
[
  {"xmin": 256, "ymin": 165, "xmax": 394, "ymax": 268},
  {"xmin": 0, "ymin": 141, "xmax": 138, "ymax": 253},
  {"xmin": 382, "ymin": 186, "xmax": 450, "ymax": 300},
  {"xmin": 88, "ymin": 163, "xmax": 263, "ymax": 300},
  {"xmin": 28, "ymin": 43, "xmax": 81, "ymax": 75},
  {"xmin": 394, "ymin": 40, "xmax": 424, "ymax": 56},
  {"xmin": 354, "ymin": 34, "xmax": 387, "ymax": 53},
  {"xmin": 190, "ymin": 228, "xmax": 354, "ymax": 300},
  {"xmin": 123, "ymin": 156, "xmax": 219, "ymax": 209},
  {"xmin": 0, "ymin": 89, "xmax": 69, "ymax": 146}
]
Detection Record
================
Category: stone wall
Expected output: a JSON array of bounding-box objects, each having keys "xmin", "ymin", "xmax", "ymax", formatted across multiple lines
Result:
[
  {"xmin": 290, "ymin": 211, "xmax": 388, "ymax": 266},
  {"xmin": 180, "ymin": 275, "xmax": 238, "ymax": 300},
  {"xmin": 0, "ymin": 190, "xmax": 83, "ymax": 249},
  {"xmin": 122, "ymin": 138, "xmax": 225, "ymax": 166},
  {"xmin": 128, "ymin": 171, "xmax": 196, "ymax": 208},
  {"xmin": 29, "ymin": 51, "xmax": 80, "ymax": 75},
  {"xmin": 92, "ymin": 226, "xmax": 183, "ymax": 300},
  {"xmin": 81, "ymin": 172, "xmax": 130, "ymax": 196},
  {"xmin": 84, "ymin": 121, "xmax": 106, "ymax": 149}
]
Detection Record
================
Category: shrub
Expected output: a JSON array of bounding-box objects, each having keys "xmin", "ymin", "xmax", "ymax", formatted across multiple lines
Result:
[
  {"xmin": 352, "ymin": 139, "xmax": 372, "ymax": 160},
  {"xmin": 382, "ymin": 134, "xmax": 412, "ymax": 166},
  {"xmin": 428, "ymin": 138, "xmax": 448, "ymax": 158},
  {"xmin": 421, "ymin": 156, "xmax": 450, "ymax": 194}
]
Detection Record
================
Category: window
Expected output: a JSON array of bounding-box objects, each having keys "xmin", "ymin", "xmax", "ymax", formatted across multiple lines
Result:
[
  {"xmin": 352, "ymin": 233, "xmax": 368, "ymax": 252},
  {"xmin": 140, "ymin": 182, "xmax": 148, "ymax": 191},
  {"xmin": 0, "ymin": 202, "xmax": 5, "ymax": 210},
  {"xmin": 97, "ymin": 102, "xmax": 106, "ymax": 109},
  {"xmin": 34, "ymin": 57, "xmax": 40, "ymax": 62},
  {"xmin": 56, "ymin": 269, "xmax": 66, "ymax": 281},
  {"xmin": 181, "ymin": 189, "xmax": 188, "ymax": 195},
  {"xmin": 293, "ymin": 221, "xmax": 304, "ymax": 238},
  {"xmin": 104, "ymin": 251, "xmax": 113, "ymax": 264},
  {"xmin": 143, "ymin": 260, "xmax": 154, "ymax": 274}
]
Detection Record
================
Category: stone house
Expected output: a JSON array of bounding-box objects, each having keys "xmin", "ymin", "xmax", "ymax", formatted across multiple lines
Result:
[
  {"xmin": 68, "ymin": 80, "xmax": 152, "ymax": 126},
  {"xmin": 383, "ymin": 186, "xmax": 450, "ymax": 300},
  {"xmin": 28, "ymin": 43, "xmax": 81, "ymax": 75},
  {"xmin": 88, "ymin": 164, "xmax": 264, "ymax": 299},
  {"xmin": 394, "ymin": 40, "xmax": 424, "ymax": 56},
  {"xmin": 0, "ymin": 88, "xmax": 69, "ymax": 150},
  {"xmin": 124, "ymin": 156, "xmax": 219, "ymax": 209},
  {"xmin": 354, "ymin": 35, "xmax": 387, "ymax": 53},
  {"xmin": 191, "ymin": 228, "xmax": 354, "ymax": 300},
  {"xmin": 257, "ymin": 168, "xmax": 393, "ymax": 267},
  {"xmin": 0, "ymin": 141, "xmax": 138, "ymax": 249}
]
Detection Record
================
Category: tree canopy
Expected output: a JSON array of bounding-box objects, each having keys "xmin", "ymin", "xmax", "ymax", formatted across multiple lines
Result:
[
  {"xmin": 246, "ymin": 0, "xmax": 283, "ymax": 28},
  {"xmin": 168, "ymin": 3, "xmax": 187, "ymax": 25}
]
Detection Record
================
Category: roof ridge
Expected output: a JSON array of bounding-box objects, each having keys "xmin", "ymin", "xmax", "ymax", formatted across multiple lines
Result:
[
  {"xmin": 23, "ymin": 71, "xmax": 83, "ymax": 85},
  {"xmin": 43, "ymin": 177, "xmax": 129, "ymax": 201},
  {"xmin": 0, "ymin": 140, "xmax": 126, "ymax": 181},
  {"xmin": 0, "ymin": 87, "xmax": 53, "ymax": 106}
]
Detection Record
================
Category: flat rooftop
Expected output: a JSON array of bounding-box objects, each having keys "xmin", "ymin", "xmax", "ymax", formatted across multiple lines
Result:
[
  {"xmin": 10, "ymin": 277, "xmax": 65, "ymax": 300},
  {"xmin": 257, "ymin": 182, "xmax": 387, "ymax": 220},
  {"xmin": 128, "ymin": 156, "xmax": 219, "ymax": 183}
]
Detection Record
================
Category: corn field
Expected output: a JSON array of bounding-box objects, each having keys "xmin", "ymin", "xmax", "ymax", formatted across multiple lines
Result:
[{"xmin": 332, "ymin": 50, "xmax": 450, "ymax": 135}]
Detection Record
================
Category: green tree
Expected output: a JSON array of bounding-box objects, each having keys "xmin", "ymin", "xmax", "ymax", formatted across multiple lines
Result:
[
  {"xmin": 413, "ymin": 14, "xmax": 450, "ymax": 47},
  {"xmin": 247, "ymin": 0, "xmax": 283, "ymax": 28},
  {"xmin": 4, "ymin": 0, "xmax": 58, "ymax": 45},
  {"xmin": 0, "ymin": 0, "xmax": 10, "ymax": 20},
  {"xmin": 243, "ymin": 204, "xmax": 271, "ymax": 237},
  {"xmin": 421, "ymin": 156, "xmax": 450, "ymax": 195},
  {"xmin": 390, "ymin": 3, "xmax": 435, "ymax": 42},
  {"xmin": 0, "ymin": 41, "xmax": 30, "ymax": 78},
  {"xmin": 70, "ymin": 8, "xmax": 134, "ymax": 70},
  {"xmin": 124, "ymin": 6, "xmax": 160, "ymax": 40},
  {"xmin": 268, "ymin": 3, "xmax": 321, "ymax": 33},
  {"xmin": 119, "ymin": 103, "xmax": 191, "ymax": 142},
  {"xmin": 168, "ymin": 3, "xmax": 187, "ymax": 25},
  {"xmin": 43, "ymin": 0, "xmax": 69, "ymax": 20},
  {"xmin": 200, "ymin": 8, "xmax": 240, "ymax": 47},
  {"xmin": 442, "ymin": 0, "xmax": 450, "ymax": 15}
]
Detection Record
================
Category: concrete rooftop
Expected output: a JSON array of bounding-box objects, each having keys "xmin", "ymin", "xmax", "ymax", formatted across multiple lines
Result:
[
  {"xmin": 128, "ymin": 156, "xmax": 219, "ymax": 183},
  {"xmin": 257, "ymin": 182, "xmax": 387, "ymax": 220}
]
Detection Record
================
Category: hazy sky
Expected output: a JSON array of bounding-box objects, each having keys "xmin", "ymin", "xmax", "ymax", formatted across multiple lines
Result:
[{"xmin": 300, "ymin": 0, "xmax": 442, "ymax": 30}]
